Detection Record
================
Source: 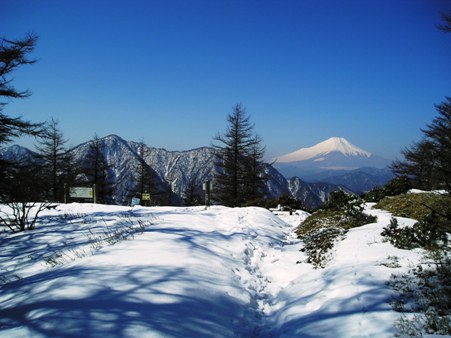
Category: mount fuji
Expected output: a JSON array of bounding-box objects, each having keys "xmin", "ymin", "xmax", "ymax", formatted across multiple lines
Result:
[
  {"xmin": 274, "ymin": 137, "xmax": 393, "ymax": 194},
  {"xmin": 275, "ymin": 137, "xmax": 389, "ymax": 170}
]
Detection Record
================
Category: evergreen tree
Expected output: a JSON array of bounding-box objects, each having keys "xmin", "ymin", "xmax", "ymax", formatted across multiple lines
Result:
[
  {"xmin": 0, "ymin": 34, "xmax": 42, "ymax": 145},
  {"xmin": 422, "ymin": 98, "xmax": 451, "ymax": 191},
  {"xmin": 1, "ymin": 156, "xmax": 47, "ymax": 202},
  {"xmin": 213, "ymin": 103, "xmax": 266, "ymax": 206},
  {"xmin": 80, "ymin": 135, "xmax": 113, "ymax": 204},
  {"xmin": 391, "ymin": 140, "xmax": 437, "ymax": 190},
  {"xmin": 183, "ymin": 175, "xmax": 203, "ymax": 206},
  {"xmin": 391, "ymin": 98, "xmax": 451, "ymax": 192},
  {"xmin": 243, "ymin": 134, "xmax": 267, "ymax": 203},
  {"xmin": 438, "ymin": 10, "xmax": 451, "ymax": 32},
  {"xmin": 35, "ymin": 118, "xmax": 73, "ymax": 202},
  {"xmin": 133, "ymin": 141, "xmax": 163, "ymax": 205},
  {"xmin": 0, "ymin": 34, "xmax": 44, "ymax": 201}
]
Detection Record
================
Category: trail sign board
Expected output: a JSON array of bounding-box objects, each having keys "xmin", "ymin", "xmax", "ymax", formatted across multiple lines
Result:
[
  {"xmin": 69, "ymin": 187, "xmax": 93, "ymax": 199},
  {"xmin": 142, "ymin": 193, "xmax": 151, "ymax": 201},
  {"xmin": 131, "ymin": 197, "xmax": 141, "ymax": 206}
]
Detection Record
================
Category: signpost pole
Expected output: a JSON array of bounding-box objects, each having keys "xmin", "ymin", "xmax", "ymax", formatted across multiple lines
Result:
[
  {"xmin": 93, "ymin": 184, "xmax": 97, "ymax": 204},
  {"xmin": 203, "ymin": 180, "xmax": 211, "ymax": 209},
  {"xmin": 64, "ymin": 183, "xmax": 68, "ymax": 204}
]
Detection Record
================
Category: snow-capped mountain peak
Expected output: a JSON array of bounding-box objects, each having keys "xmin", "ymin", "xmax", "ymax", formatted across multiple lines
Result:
[{"xmin": 275, "ymin": 137, "xmax": 371, "ymax": 163}]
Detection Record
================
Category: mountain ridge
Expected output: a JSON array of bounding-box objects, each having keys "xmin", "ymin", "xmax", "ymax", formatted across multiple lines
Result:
[{"xmin": 2, "ymin": 135, "xmax": 350, "ymax": 209}]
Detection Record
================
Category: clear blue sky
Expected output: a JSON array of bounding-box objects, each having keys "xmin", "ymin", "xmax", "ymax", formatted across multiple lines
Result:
[{"xmin": 3, "ymin": 0, "xmax": 451, "ymax": 160}]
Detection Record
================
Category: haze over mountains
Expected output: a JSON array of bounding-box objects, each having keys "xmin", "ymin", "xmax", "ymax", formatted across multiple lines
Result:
[{"xmin": 2, "ymin": 135, "xmax": 394, "ymax": 208}]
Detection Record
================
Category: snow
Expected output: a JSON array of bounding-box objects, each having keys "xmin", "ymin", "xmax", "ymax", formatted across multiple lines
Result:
[
  {"xmin": 275, "ymin": 137, "xmax": 372, "ymax": 163},
  {"xmin": 407, "ymin": 188, "xmax": 448, "ymax": 195},
  {"xmin": 0, "ymin": 203, "xmax": 423, "ymax": 337}
]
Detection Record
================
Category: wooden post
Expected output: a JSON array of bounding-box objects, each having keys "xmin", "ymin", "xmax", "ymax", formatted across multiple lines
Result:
[
  {"xmin": 203, "ymin": 180, "xmax": 211, "ymax": 208},
  {"xmin": 93, "ymin": 184, "xmax": 97, "ymax": 204},
  {"xmin": 64, "ymin": 183, "xmax": 68, "ymax": 204}
]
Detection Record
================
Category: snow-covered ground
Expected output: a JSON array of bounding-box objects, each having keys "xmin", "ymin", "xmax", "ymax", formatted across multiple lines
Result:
[{"xmin": 0, "ymin": 203, "xmax": 423, "ymax": 337}]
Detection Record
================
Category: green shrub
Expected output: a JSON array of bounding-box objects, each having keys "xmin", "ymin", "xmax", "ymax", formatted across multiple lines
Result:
[
  {"xmin": 324, "ymin": 190, "xmax": 354, "ymax": 211},
  {"xmin": 381, "ymin": 217, "xmax": 418, "ymax": 250},
  {"xmin": 364, "ymin": 176, "xmax": 411, "ymax": 203},
  {"xmin": 382, "ymin": 213, "xmax": 448, "ymax": 251},
  {"xmin": 296, "ymin": 196, "xmax": 377, "ymax": 268},
  {"xmin": 375, "ymin": 192, "xmax": 451, "ymax": 223},
  {"xmin": 390, "ymin": 253, "xmax": 451, "ymax": 336},
  {"xmin": 384, "ymin": 176, "xmax": 412, "ymax": 196},
  {"xmin": 299, "ymin": 226, "xmax": 346, "ymax": 268},
  {"xmin": 364, "ymin": 186, "xmax": 386, "ymax": 202}
]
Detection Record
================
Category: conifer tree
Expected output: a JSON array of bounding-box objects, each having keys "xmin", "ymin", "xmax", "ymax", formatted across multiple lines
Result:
[
  {"xmin": 243, "ymin": 134, "xmax": 267, "ymax": 203},
  {"xmin": 132, "ymin": 141, "xmax": 164, "ymax": 205},
  {"xmin": 213, "ymin": 104, "xmax": 267, "ymax": 206},
  {"xmin": 391, "ymin": 98, "xmax": 451, "ymax": 192},
  {"xmin": 0, "ymin": 34, "xmax": 44, "ymax": 202},
  {"xmin": 183, "ymin": 175, "xmax": 203, "ymax": 206},
  {"xmin": 35, "ymin": 118, "xmax": 74, "ymax": 202},
  {"xmin": 80, "ymin": 135, "xmax": 113, "ymax": 204},
  {"xmin": 0, "ymin": 34, "xmax": 42, "ymax": 145}
]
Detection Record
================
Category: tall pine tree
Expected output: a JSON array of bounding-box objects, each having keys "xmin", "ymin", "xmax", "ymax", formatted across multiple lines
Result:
[
  {"xmin": 0, "ymin": 34, "xmax": 42, "ymax": 145},
  {"xmin": 80, "ymin": 135, "xmax": 113, "ymax": 204},
  {"xmin": 0, "ymin": 34, "xmax": 44, "ymax": 202},
  {"xmin": 35, "ymin": 118, "xmax": 74, "ymax": 202},
  {"xmin": 132, "ymin": 141, "xmax": 164, "ymax": 205},
  {"xmin": 213, "ymin": 104, "xmax": 267, "ymax": 206}
]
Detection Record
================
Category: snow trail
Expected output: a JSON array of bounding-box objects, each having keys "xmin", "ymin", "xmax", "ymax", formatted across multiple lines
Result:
[{"xmin": 0, "ymin": 203, "xmax": 424, "ymax": 337}]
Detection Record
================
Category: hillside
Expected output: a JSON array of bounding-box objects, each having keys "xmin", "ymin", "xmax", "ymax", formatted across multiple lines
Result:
[
  {"xmin": 2, "ymin": 135, "xmax": 348, "ymax": 209},
  {"xmin": 0, "ymin": 202, "xmax": 428, "ymax": 337}
]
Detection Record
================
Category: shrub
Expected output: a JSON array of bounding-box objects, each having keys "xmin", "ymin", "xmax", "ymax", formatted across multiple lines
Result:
[
  {"xmin": 375, "ymin": 192, "xmax": 451, "ymax": 224},
  {"xmin": 324, "ymin": 190, "xmax": 354, "ymax": 211},
  {"xmin": 364, "ymin": 186, "xmax": 386, "ymax": 202},
  {"xmin": 364, "ymin": 176, "xmax": 411, "ymax": 202},
  {"xmin": 381, "ymin": 217, "xmax": 418, "ymax": 250},
  {"xmin": 0, "ymin": 202, "xmax": 52, "ymax": 232},
  {"xmin": 382, "ymin": 213, "xmax": 448, "ymax": 251},
  {"xmin": 299, "ymin": 226, "xmax": 346, "ymax": 268},
  {"xmin": 296, "ymin": 196, "xmax": 377, "ymax": 268},
  {"xmin": 389, "ymin": 253, "xmax": 451, "ymax": 336},
  {"xmin": 384, "ymin": 176, "xmax": 412, "ymax": 196}
]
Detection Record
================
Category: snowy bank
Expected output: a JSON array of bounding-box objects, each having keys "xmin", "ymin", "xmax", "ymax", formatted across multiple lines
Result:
[{"xmin": 0, "ymin": 203, "xmax": 423, "ymax": 337}]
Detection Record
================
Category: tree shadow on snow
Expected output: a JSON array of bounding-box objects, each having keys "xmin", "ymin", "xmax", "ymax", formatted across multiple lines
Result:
[
  {"xmin": 0, "ymin": 264, "xmax": 249, "ymax": 337},
  {"xmin": 269, "ymin": 276, "xmax": 394, "ymax": 338}
]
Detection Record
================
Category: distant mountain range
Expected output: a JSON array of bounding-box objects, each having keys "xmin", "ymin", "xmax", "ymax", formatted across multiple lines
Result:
[
  {"xmin": 1, "ymin": 135, "xmax": 393, "ymax": 209},
  {"xmin": 273, "ymin": 137, "xmax": 393, "ymax": 194}
]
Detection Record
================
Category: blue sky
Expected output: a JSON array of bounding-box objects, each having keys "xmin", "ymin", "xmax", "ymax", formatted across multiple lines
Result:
[{"xmin": 2, "ymin": 0, "xmax": 451, "ymax": 160}]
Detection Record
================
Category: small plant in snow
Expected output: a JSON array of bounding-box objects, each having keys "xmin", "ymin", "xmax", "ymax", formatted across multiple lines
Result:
[
  {"xmin": 299, "ymin": 226, "xmax": 346, "ymax": 268},
  {"xmin": 296, "ymin": 192, "xmax": 376, "ymax": 268},
  {"xmin": 0, "ymin": 202, "xmax": 52, "ymax": 232},
  {"xmin": 0, "ymin": 267, "xmax": 21, "ymax": 285},
  {"xmin": 389, "ymin": 252, "xmax": 451, "ymax": 336},
  {"xmin": 382, "ymin": 214, "xmax": 448, "ymax": 251},
  {"xmin": 44, "ymin": 217, "xmax": 151, "ymax": 267},
  {"xmin": 380, "ymin": 255, "xmax": 401, "ymax": 268}
]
